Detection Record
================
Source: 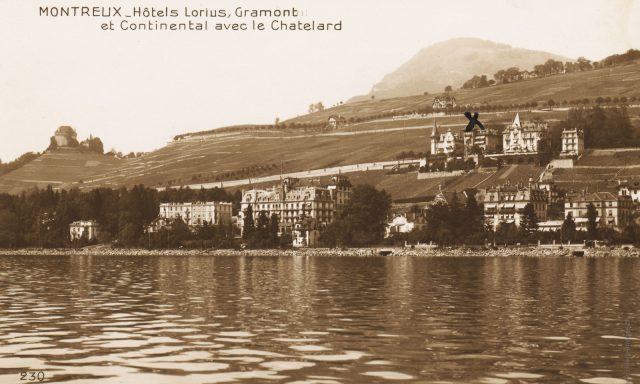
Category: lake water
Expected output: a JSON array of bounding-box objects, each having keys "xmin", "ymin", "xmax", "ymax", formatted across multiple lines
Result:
[{"xmin": 0, "ymin": 255, "xmax": 638, "ymax": 383}]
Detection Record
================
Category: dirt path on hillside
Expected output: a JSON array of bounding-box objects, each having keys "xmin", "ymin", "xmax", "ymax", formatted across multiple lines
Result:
[{"xmin": 160, "ymin": 159, "xmax": 422, "ymax": 190}]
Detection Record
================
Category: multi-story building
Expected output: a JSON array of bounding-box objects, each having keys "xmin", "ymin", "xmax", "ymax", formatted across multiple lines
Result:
[
  {"xmin": 430, "ymin": 122, "xmax": 462, "ymax": 156},
  {"xmin": 463, "ymin": 128, "xmax": 501, "ymax": 155},
  {"xmin": 560, "ymin": 128, "xmax": 585, "ymax": 158},
  {"xmin": 564, "ymin": 192, "xmax": 634, "ymax": 228},
  {"xmin": 240, "ymin": 177, "xmax": 350, "ymax": 235},
  {"xmin": 69, "ymin": 220, "xmax": 100, "ymax": 241},
  {"xmin": 157, "ymin": 201, "xmax": 233, "ymax": 227},
  {"xmin": 617, "ymin": 180, "xmax": 640, "ymax": 203},
  {"xmin": 482, "ymin": 181, "xmax": 548, "ymax": 230},
  {"xmin": 327, "ymin": 175, "xmax": 352, "ymax": 216},
  {"xmin": 502, "ymin": 113, "xmax": 548, "ymax": 154}
]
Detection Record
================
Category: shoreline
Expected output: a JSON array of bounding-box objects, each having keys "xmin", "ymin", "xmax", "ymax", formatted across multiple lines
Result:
[{"xmin": 1, "ymin": 246, "xmax": 639, "ymax": 258}]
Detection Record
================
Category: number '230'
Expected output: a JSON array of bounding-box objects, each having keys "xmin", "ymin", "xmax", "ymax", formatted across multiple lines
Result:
[{"xmin": 20, "ymin": 371, "xmax": 45, "ymax": 381}]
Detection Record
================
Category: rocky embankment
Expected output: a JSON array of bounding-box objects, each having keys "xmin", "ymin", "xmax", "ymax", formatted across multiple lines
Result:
[{"xmin": 1, "ymin": 246, "xmax": 639, "ymax": 257}]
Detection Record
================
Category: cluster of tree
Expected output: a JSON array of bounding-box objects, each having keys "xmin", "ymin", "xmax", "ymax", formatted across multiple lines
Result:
[
  {"xmin": 308, "ymin": 102, "xmax": 325, "ymax": 113},
  {"xmin": 399, "ymin": 195, "xmax": 486, "ymax": 245},
  {"xmin": 395, "ymin": 150, "xmax": 428, "ymax": 160},
  {"xmin": 0, "ymin": 185, "xmax": 157, "ymax": 248},
  {"xmin": 147, "ymin": 219, "xmax": 236, "ymax": 250},
  {"xmin": 0, "ymin": 152, "xmax": 40, "ymax": 177},
  {"xmin": 240, "ymin": 206, "xmax": 292, "ymax": 248},
  {"xmin": 320, "ymin": 185, "xmax": 391, "ymax": 247},
  {"xmin": 419, "ymin": 159, "xmax": 475, "ymax": 173},
  {"xmin": 82, "ymin": 136, "xmax": 104, "ymax": 154},
  {"xmin": 461, "ymin": 50, "xmax": 640, "ymax": 91},
  {"xmin": 564, "ymin": 106, "xmax": 636, "ymax": 148},
  {"xmin": 0, "ymin": 185, "xmax": 242, "ymax": 249},
  {"xmin": 600, "ymin": 49, "xmax": 640, "ymax": 67},
  {"xmin": 462, "ymin": 75, "xmax": 494, "ymax": 89}
]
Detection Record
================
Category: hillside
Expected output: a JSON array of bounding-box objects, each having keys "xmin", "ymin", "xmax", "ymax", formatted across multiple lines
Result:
[
  {"xmin": 2, "ymin": 104, "xmax": 640, "ymax": 200},
  {"xmin": 351, "ymin": 38, "xmax": 569, "ymax": 101},
  {"xmin": 0, "ymin": 150, "xmax": 124, "ymax": 194},
  {"xmin": 287, "ymin": 60, "xmax": 640, "ymax": 126}
]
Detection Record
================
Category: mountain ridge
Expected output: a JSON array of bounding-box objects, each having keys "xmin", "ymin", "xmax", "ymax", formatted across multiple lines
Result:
[{"xmin": 350, "ymin": 37, "xmax": 570, "ymax": 101}]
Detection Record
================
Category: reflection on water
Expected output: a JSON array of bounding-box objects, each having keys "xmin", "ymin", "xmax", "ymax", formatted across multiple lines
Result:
[{"xmin": 0, "ymin": 255, "xmax": 638, "ymax": 383}]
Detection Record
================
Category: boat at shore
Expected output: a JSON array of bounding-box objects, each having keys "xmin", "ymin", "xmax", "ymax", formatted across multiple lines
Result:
[{"xmin": 572, "ymin": 250, "xmax": 585, "ymax": 257}]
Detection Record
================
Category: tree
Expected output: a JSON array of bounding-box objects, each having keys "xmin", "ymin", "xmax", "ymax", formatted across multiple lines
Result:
[
  {"xmin": 586, "ymin": 203, "xmax": 599, "ymax": 239},
  {"xmin": 320, "ymin": 185, "xmax": 391, "ymax": 247},
  {"xmin": 48, "ymin": 137, "xmax": 58, "ymax": 151},
  {"xmin": 621, "ymin": 223, "xmax": 640, "ymax": 245},
  {"xmin": 520, "ymin": 203, "xmax": 539, "ymax": 234},
  {"xmin": 561, "ymin": 215, "xmax": 577, "ymax": 243},
  {"xmin": 0, "ymin": 208, "xmax": 19, "ymax": 247},
  {"xmin": 576, "ymin": 57, "xmax": 592, "ymax": 71},
  {"xmin": 444, "ymin": 85, "xmax": 453, "ymax": 92},
  {"xmin": 87, "ymin": 137, "xmax": 104, "ymax": 154},
  {"xmin": 269, "ymin": 213, "xmax": 279, "ymax": 245},
  {"xmin": 242, "ymin": 205, "xmax": 255, "ymax": 240},
  {"xmin": 462, "ymin": 194, "xmax": 485, "ymax": 243},
  {"xmin": 308, "ymin": 102, "xmax": 325, "ymax": 113},
  {"xmin": 495, "ymin": 222, "xmax": 519, "ymax": 244}
]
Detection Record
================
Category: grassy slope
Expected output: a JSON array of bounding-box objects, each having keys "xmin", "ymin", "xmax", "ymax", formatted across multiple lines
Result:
[
  {"xmin": 78, "ymin": 110, "xmax": 562, "ymax": 191},
  {"xmin": 0, "ymin": 150, "xmax": 124, "ymax": 194},
  {"xmin": 285, "ymin": 61, "xmax": 640, "ymax": 125},
  {"xmin": 1, "ymin": 107, "xmax": 638, "ymax": 199}
]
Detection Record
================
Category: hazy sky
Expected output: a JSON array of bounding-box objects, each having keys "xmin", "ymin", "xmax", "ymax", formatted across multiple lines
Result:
[{"xmin": 1, "ymin": 0, "xmax": 638, "ymax": 161}]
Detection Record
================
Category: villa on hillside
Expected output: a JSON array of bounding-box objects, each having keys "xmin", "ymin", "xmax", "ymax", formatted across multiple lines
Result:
[
  {"xmin": 430, "ymin": 121, "xmax": 462, "ymax": 156},
  {"xmin": 327, "ymin": 115, "xmax": 347, "ymax": 130},
  {"xmin": 432, "ymin": 96, "xmax": 457, "ymax": 109},
  {"xmin": 560, "ymin": 128, "xmax": 585, "ymax": 158},
  {"xmin": 463, "ymin": 128, "xmax": 501, "ymax": 155},
  {"xmin": 502, "ymin": 113, "xmax": 548, "ymax": 155}
]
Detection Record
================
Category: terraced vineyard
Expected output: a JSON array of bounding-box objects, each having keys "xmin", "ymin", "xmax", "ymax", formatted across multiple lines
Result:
[{"xmin": 0, "ymin": 150, "xmax": 124, "ymax": 194}]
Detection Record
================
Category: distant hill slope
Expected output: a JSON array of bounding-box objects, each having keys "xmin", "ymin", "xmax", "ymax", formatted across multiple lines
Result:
[
  {"xmin": 0, "ymin": 150, "xmax": 124, "ymax": 194},
  {"xmin": 2, "ymin": 104, "xmax": 639, "ymax": 198},
  {"xmin": 351, "ymin": 38, "xmax": 570, "ymax": 101},
  {"xmin": 288, "ymin": 59, "xmax": 640, "ymax": 126}
]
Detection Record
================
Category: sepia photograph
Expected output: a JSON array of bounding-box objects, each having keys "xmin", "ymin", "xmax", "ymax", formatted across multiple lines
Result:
[{"xmin": 1, "ymin": 0, "xmax": 640, "ymax": 382}]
